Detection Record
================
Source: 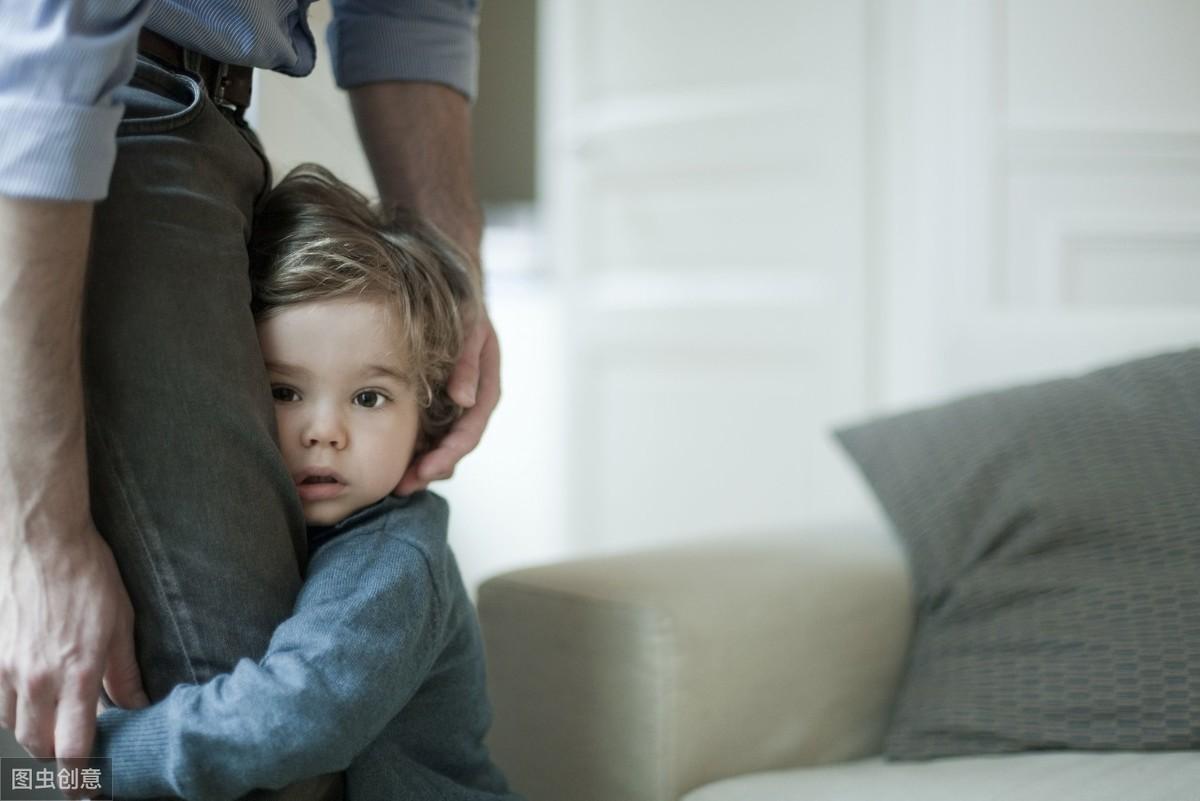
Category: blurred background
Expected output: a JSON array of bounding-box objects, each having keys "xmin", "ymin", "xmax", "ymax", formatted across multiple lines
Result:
[{"xmin": 251, "ymin": 0, "xmax": 1200, "ymax": 594}]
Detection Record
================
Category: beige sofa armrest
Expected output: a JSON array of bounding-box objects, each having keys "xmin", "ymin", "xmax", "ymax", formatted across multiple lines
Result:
[{"xmin": 477, "ymin": 531, "xmax": 914, "ymax": 801}]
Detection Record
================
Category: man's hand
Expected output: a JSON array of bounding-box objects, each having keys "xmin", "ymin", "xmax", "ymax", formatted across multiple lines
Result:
[
  {"xmin": 0, "ymin": 524, "xmax": 149, "ymax": 766},
  {"xmin": 397, "ymin": 307, "xmax": 501, "ymax": 494}
]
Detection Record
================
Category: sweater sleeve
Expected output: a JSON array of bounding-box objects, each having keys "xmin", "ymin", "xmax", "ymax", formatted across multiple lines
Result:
[
  {"xmin": 326, "ymin": 0, "xmax": 480, "ymax": 99},
  {"xmin": 93, "ymin": 532, "xmax": 445, "ymax": 801}
]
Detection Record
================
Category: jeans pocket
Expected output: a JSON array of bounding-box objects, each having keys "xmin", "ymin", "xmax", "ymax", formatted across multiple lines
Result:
[{"xmin": 116, "ymin": 55, "xmax": 207, "ymax": 136}]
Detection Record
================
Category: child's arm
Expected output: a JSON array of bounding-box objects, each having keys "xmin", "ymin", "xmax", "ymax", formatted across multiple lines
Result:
[{"xmin": 91, "ymin": 520, "xmax": 445, "ymax": 801}]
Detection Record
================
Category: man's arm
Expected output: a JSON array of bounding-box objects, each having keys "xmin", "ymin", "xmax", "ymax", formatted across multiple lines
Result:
[
  {"xmin": 92, "ymin": 512, "xmax": 445, "ymax": 801},
  {"xmin": 328, "ymin": 0, "xmax": 496, "ymax": 493},
  {"xmin": 0, "ymin": 197, "xmax": 149, "ymax": 769},
  {"xmin": 348, "ymin": 81, "xmax": 500, "ymax": 494},
  {"xmin": 350, "ymin": 82, "xmax": 482, "ymax": 268},
  {"xmin": 0, "ymin": 0, "xmax": 154, "ymax": 768}
]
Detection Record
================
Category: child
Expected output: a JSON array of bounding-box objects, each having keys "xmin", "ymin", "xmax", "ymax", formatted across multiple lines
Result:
[{"xmin": 91, "ymin": 163, "xmax": 522, "ymax": 801}]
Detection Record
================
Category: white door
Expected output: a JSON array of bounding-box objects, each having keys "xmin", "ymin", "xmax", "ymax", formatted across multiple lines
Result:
[
  {"xmin": 541, "ymin": 1, "xmax": 878, "ymax": 552},
  {"xmin": 878, "ymin": 0, "xmax": 1200, "ymax": 408}
]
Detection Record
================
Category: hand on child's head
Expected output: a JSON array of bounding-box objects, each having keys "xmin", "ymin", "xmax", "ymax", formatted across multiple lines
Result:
[{"xmin": 394, "ymin": 307, "xmax": 500, "ymax": 495}]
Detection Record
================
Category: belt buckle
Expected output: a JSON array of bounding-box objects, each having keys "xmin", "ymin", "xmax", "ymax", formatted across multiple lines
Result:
[
  {"xmin": 182, "ymin": 48, "xmax": 239, "ymax": 114},
  {"xmin": 211, "ymin": 61, "xmax": 238, "ymax": 113}
]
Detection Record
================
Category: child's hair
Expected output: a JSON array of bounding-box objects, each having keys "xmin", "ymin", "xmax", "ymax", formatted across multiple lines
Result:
[{"xmin": 248, "ymin": 162, "xmax": 479, "ymax": 456}]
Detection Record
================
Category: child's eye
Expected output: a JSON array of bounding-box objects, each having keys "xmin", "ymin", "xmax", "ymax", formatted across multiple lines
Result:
[
  {"xmin": 271, "ymin": 386, "xmax": 299, "ymax": 403},
  {"xmin": 354, "ymin": 390, "xmax": 388, "ymax": 408}
]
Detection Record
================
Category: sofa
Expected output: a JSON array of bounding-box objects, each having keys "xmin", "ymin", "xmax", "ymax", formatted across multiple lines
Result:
[
  {"xmin": 3, "ymin": 524, "xmax": 1186, "ymax": 797},
  {"xmin": 476, "ymin": 531, "xmax": 1200, "ymax": 801},
  {"xmin": 476, "ymin": 349, "xmax": 1200, "ymax": 800}
]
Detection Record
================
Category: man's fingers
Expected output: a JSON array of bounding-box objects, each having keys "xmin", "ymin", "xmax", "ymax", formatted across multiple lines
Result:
[
  {"xmin": 418, "ymin": 322, "xmax": 501, "ymax": 480},
  {"xmin": 54, "ymin": 678, "xmax": 98, "ymax": 768},
  {"xmin": 447, "ymin": 315, "xmax": 487, "ymax": 407},
  {"xmin": 394, "ymin": 314, "xmax": 501, "ymax": 494},
  {"xmin": 14, "ymin": 674, "xmax": 56, "ymax": 758},
  {"xmin": 417, "ymin": 429, "xmax": 477, "ymax": 481},
  {"xmin": 396, "ymin": 462, "xmax": 429, "ymax": 496},
  {"xmin": 0, "ymin": 681, "xmax": 16, "ymax": 730},
  {"xmin": 417, "ymin": 459, "xmax": 455, "ymax": 483},
  {"xmin": 417, "ymin": 403, "xmax": 489, "ymax": 480},
  {"xmin": 474, "ymin": 316, "xmax": 501, "ymax": 414},
  {"xmin": 101, "ymin": 629, "xmax": 150, "ymax": 710}
]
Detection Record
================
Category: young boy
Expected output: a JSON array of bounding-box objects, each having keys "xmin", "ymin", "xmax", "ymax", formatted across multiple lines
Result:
[{"xmin": 90, "ymin": 164, "xmax": 522, "ymax": 801}]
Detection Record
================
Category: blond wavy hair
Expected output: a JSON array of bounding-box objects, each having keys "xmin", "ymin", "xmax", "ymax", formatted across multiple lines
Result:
[{"xmin": 248, "ymin": 162, "xmax": 478, "ymax": 455}]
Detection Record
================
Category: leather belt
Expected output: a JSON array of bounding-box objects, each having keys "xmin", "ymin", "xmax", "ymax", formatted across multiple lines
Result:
[{"xmin": 137, "ymin": 27, "xmax": 253, "ymax": 115}]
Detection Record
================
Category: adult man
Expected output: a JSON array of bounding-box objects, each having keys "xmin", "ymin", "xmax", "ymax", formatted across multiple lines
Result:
[{"xmin": 0, "ymin": 2, "xmax": 499, "ymax": 798}]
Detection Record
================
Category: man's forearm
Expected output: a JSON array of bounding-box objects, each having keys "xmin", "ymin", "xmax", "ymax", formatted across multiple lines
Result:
[
  {"xmin": 348, "ymin": 81, "xmax": 483, "ymax": 278},
  {"xmin": 0, "ymin": 196, "xmax": 93, "ymax": 545}
]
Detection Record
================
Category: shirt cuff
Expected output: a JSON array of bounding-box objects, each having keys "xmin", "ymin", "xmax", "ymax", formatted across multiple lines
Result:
[
  {"xmin": 0, "ymin": 95, "xmax": 123, "ymax": 201},
  {"xmin": 326, "ymin": 12, "xmax": 479, "ymax": 100}
]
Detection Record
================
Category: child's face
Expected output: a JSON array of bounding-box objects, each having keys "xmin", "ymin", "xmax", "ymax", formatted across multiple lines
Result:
[{"xmin": 257, "ymin": 297, "xmax": 421, "ymax": 525}]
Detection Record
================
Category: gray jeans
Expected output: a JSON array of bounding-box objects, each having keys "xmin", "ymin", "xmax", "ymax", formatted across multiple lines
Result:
[{"xmin": 83, "ymin": 54, "xmax": 344, "ymax": 801}]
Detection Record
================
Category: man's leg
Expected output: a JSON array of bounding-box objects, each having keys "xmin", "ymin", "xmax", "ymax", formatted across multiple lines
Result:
[{"xmin": 82, "ymin": 55, "xmax": 342, "ymax": 800}]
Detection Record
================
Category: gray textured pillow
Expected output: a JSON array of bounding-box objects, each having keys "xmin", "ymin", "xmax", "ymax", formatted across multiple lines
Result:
[{"xmin": 835, "ymin": 347, "xmax": 1200, "ymax": 760}]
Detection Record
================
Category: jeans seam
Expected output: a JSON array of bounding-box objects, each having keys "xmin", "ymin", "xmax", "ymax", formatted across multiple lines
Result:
[
  {"xmin": 91, "ymin": 412, "xmax": 202, "ymax": 688},
  {"xmin": 234, "ymin": 124, "xmax": 274, "ymax": 216}
]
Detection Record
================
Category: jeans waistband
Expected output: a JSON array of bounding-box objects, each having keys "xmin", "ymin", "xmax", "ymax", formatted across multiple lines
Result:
[{"xmin": 137, "ymin": 27, "xmax": 253, "ymax": 119}]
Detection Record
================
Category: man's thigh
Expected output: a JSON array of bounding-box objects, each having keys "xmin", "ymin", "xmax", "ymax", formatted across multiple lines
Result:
[{"xmin": 83, "ymin": 56, "xmax": 342, "ymax": 801}]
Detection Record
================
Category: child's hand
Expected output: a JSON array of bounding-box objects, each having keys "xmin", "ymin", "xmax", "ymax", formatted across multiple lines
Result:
[{"xmin": 396, "ymin": 309, "xmax": 500, "ymax": 494}]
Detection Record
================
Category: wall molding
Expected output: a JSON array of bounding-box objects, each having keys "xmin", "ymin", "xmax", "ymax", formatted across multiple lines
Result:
[
  {"xmin": 554, "ymin": 80, "xmax": 827, "ymax": 150},
  {"xmin": 1007, "ymin": 129, "xmax": 1200, "ymax": 173}
]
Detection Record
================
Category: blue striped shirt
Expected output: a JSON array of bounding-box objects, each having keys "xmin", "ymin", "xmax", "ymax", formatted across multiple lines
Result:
[{"xmin": 0, "ymin": 0, "xmax": 480, "ymax": 202}]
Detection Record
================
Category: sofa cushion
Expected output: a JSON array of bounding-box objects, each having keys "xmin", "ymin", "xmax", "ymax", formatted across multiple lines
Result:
[
  {"xmin": 835, "ymin": 348, "xmax": 1200, "ymax": 759},
  {"xmin": 681, "ymin": 752, "xmax": 1200, "ymax": 801}
]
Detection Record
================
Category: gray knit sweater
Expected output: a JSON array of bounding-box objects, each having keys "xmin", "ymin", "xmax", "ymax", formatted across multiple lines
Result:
[{"xmin": 93, "ymin": 491, "xmax": 520, "ymax": 801}]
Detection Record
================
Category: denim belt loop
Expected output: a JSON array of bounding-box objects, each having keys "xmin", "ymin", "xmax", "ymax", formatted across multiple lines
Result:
[{"xmin": 182, "ymin": 48, "xmax": 203, "ymax": 75}]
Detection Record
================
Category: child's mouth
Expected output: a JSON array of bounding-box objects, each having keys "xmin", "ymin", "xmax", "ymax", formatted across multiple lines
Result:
[
  {"xmin": 295, "ymin": 470, "xmax": 347, "ymax": 501},
  {"xmin": 298, "ymin": 478, "xmax": 345, "ymax": 501}
]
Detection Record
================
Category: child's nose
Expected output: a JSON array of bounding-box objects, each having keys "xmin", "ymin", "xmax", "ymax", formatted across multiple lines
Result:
[
  {"xmin": 303, "ymin": 410, "xmax": 347, "ymax": 449},
  {"xmin": 305, "ymin": 431, "xmax": 344, "ymax": 448}
]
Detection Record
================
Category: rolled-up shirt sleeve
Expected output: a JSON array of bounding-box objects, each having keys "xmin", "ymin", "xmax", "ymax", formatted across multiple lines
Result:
[
  {"xmin": 327, "ymin": 0, "xmax": 480, "ymax": 100},
  {"xmin": 0, "ymin": 1, "xmax": 154, "ymax": 201}
]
